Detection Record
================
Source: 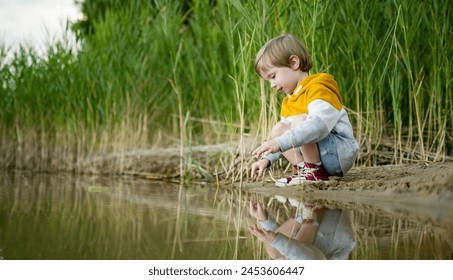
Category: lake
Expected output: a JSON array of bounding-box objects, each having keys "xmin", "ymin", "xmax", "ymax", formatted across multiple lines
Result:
[{"xmin": 0, "ymin": 171, "xmax": 451, "ymax": 260}]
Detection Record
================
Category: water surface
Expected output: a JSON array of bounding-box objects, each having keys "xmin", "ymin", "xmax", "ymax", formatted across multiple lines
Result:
[{"xmin": 0, "ymin": 171, "xmax": 451, "ymax": 260}]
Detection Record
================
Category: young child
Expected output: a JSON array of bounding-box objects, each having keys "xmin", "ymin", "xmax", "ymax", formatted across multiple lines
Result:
[
  {"xmin": 249, "ymin": 200, "xmax": 355, "ymax": 260},
  {"xmin": 251, "ymin": 34, "xmax": 358, "ymax": 187}
]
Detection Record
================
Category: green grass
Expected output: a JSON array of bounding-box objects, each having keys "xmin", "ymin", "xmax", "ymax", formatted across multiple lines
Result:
[{"xmin": 0, "ymin": 0, "xmax": 452, "ymax": 177}]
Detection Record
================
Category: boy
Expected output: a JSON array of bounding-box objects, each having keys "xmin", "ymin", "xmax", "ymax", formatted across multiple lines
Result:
[
  {"xmin": 249, "ymin": 200, "xmax": 355, "ymax": 259},
  {"xmin": 251, "ymin": 34, "xmax": 358, "ymax": 187}
]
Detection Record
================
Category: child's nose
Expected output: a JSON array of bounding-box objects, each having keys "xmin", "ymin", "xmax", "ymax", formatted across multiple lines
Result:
[{"xmin": 270, "ymin": 82, "xmax": 277, "ymax": 89}]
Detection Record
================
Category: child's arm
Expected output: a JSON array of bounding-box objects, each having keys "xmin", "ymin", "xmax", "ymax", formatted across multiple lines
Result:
[
  {"xmin": 261, "ymin": 151, "xmax": 282, "ymax": 165},
  {"xmin": 249, "ymin": 201, "xmax": 280, "ymax": 231},
  {"xmin": 260, "ymin": 218, "xmax": 280, "ymax": 232},
  {"xmin": 276, "ymin": 100, "xmax": 340, "ymax": 152},
  {"xmin": 252, "ymin": 140, "xmax": 281, "ymax": 160},
  {"xmin": 249, "ymin": 226, "xmax": 326, "ymax": 260},
  {"xmin": 251, "ymin": 158, "xmax": 270, "ymax": 179},
  {"xmin": 271, "ymin": 233, "xmax": 327, "ymax": 260}
]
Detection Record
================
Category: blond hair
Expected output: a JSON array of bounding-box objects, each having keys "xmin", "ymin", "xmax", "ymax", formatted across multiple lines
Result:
[{"xmin": 255, "ymin": 34, "xmax": 312, "ymax": 75}]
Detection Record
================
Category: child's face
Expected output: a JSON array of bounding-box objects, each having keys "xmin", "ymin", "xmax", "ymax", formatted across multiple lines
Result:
[{"xmin": 259, "ymin": 64, "xmax": 302, "ymax": 95}]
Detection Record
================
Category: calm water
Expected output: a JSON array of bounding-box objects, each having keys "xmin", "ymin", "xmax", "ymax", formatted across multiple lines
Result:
[{"xmin": 0, "ymin": 171, "xmax": 452, "ymax": 260}]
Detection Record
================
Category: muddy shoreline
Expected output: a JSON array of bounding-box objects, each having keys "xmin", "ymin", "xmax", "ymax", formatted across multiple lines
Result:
[
  {"xmin": 91, "ymin": 145, "xmax": 453, "ymax": 209},
  {"xmin": 241, "ymin": 161, "xmax": 453, "ymax": 228},
  {"xmin": 14, "ymin": 142, "xmax": 451, "ymax": 226}
]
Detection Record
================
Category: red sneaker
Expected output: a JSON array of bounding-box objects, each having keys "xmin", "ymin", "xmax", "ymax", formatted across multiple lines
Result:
[{"xmin": 275, "ymin": 163, "xmax": 329, "ymax": 187}]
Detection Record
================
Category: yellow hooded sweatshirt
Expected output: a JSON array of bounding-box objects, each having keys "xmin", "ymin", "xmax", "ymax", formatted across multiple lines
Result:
[{"xmin": 280, "ymin": 73, "xmax": 342, "ymax": 118}]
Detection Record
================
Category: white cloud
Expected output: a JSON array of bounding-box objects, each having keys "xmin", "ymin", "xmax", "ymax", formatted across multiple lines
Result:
[{"xmin": 0, "ymin": 0, "xmax": 82, "ymax": 52}]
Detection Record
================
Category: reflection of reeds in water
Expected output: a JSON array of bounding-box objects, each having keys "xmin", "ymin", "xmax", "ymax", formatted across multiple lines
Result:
[
  {"xmin": 0, "ymin": 172, "xmax": 267, "ymax": 259},
  {"xmin": 2, "ymin": 172, "xmax": 451, "ymax": 260},
  {"xmin": 351, "ymin": 210, "xmax": 453, "ymax": 260}
]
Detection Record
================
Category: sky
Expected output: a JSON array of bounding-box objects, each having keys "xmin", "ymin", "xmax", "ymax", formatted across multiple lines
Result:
[{"xmin": 0, "ymin": 0, "xmax": 82, "ymax": 52}]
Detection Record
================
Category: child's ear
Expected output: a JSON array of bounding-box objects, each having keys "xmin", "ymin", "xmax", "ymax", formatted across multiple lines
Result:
[{"xmin": 289, "ymin": 55, "xmax": 300, "ymax": 70}]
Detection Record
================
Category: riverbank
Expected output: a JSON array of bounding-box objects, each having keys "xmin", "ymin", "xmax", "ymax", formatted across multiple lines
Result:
[
  {"xmin": 86, "ymin": 144, "xmax": 453, "ymax": 206},
  {"xmin": 242, "ymin": 161, "xmax": 453, "ymax": 228}
]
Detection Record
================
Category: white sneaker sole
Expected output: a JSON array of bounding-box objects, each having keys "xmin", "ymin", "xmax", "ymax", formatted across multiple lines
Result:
[{"xmin": 275, "ymin": 178, "xmax": 322, "ymax": 187}]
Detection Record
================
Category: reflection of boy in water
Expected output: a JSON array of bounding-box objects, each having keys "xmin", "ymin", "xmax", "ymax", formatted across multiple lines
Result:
[{"xmin": 249, "ymin": 200, "xmax": 355, "ymax": 260}]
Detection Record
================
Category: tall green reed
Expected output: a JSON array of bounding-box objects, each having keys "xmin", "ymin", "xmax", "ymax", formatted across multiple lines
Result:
[{"xmin": 0, "ymin": 0, "xmax": 451, "ymax": 176}]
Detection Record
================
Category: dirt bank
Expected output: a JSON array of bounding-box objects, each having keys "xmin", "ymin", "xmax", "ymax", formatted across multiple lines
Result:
[
  {"xmin": 244, "ymin": 161, "xmax": 453, "ymax": 199},
  {"xmin": 114, "ymin": 145, "xmax": 452, "ymax": 207},
  {"xmin": 242, "ymin": 161, "xmax": 453, "ymax": 228},
  {"xmin": 86, "ymin": 143, "xmax": 453, "ymax": 227}
]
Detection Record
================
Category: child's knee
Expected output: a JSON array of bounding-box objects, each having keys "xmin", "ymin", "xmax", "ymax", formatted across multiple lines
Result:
[
  {"xmin": 290, "ymin": 114, "xmax": 308, "ymax": 129},
  {"xmin": 271, "ymin": 122, "xmax": 290, "ymax": 139}
]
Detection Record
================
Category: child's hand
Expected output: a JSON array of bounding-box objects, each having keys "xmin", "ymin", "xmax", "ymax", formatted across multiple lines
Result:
[
  {"xmin": 252, "ymin": 140, "xmax": 280, "ymax": 159},
  {"xmin": 251, "ymin": 158, "xmax": 270, "ymax": 180},
  {"xmin": 249, "ymin": 200, "xmax": 267, "ymax": 221},
  {"xmin": 249, "ymin": 224, "xmax": 277, "ymax": 245}
]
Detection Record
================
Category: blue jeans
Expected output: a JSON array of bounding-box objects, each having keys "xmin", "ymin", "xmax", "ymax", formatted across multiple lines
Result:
[{"xmin": 317, "ymin": 132, "xmax": 343, "ymax": 176}]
